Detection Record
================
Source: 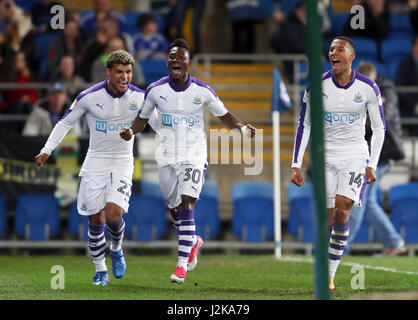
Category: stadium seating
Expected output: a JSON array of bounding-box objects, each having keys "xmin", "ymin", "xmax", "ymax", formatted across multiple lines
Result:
[
  {"xmin": 388, "ymin": 14, "xmax": 414, "ymax": 39},
  {"xmin": 126, "ymin": 180, "xmax": 167, "ymax": 241},
  {"xmin": 353, "ymin": 217, "xmax": 373, "ymax": 243},
  {"xmin": 286, "ymin": 182, "xmax": 315, "ymax": 243},
  {"xmin": 381, "ymin": 38, "xmax": 412, "ymax": 66},
  {"xmin": 194, "ymin": 180, "xmax": 221, "ymax": 241},
  {"xmin": 0, "ymin": 194, "xmax": 6, "ymax": 237},
  {"xmin": 231, "ymin": 181, "xmax": 274, "ymax": 242},
  {"xmin": 331, "ymin": 13, "xmax": 349, "ymax": 37},
  {"xmin": 15, "ymin": 193, "xmax": 60, "ymax": 240},
  {"xmin": 388, "ymin": 182, "xmax": 418, "ymax": 243},
  {"xmin": 351, "ymin": 37, "xmax": 379, "ymax": 62},
  {"xmin": 139, "ymin": 59, "xmax": 169, "ymax": 85},
  {"xmin": 68, "ymin": 201, "xmax": 89, "ymax": 241}
]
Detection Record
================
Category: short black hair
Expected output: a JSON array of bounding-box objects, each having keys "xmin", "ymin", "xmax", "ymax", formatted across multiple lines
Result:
[
  {"xmin": 169, "ymin": 38, "xmax": 190, "ymax": 53},
  {"xmin": 136, "ymin": 13, "xmax": 156, "ymax": 30},
  {"xmin": 332, "ymin": 36, "xmax": 356, "ymax": 53}
]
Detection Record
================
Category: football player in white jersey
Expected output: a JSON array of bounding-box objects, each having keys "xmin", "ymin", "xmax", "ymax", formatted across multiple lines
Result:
[
  {"xmin": 290, "ymin": 36, "xmax": 386, "ymax": 292},
  {"xmin": 120, "ymin": 38, "xmax": 256, "ymax": 284},
  {"xmin": 35, "ymin": 50, "xmax": 158, "ymax": 286}
]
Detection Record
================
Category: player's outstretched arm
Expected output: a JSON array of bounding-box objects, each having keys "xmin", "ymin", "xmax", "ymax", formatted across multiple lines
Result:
[
  {"xmin": 218, "ymin": 112, "xmax": 256, "ymax": 138},
  {"xmin": 290, "ymin": 167, "xmax": 305, "ymax": 186},
  {"xmin": 35, "ymin": 153, "xmax": 49, "ymax": 167},
  {"xmin": 120, "ymin": 117, "xmax": 149, "ymax": 141}
]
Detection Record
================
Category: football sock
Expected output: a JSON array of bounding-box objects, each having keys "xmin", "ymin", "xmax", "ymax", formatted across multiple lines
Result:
[
  {"xmin": 328, "ymin": 222, "xmax": 349, "ymax": 280},
  {"xmin": 88, "ymin": 223, "xmax": 107, "ymax": 272},
  {"xmin": 106, "ymin": 217, "xmax": 125, "ymax": 252},
  {"xmin": 170, "ymin": 211, "xmax": 181, "ymax": 231},
  {"xmin": 177, "ymin": 209, "xmax": 195, "ymax": 269}
]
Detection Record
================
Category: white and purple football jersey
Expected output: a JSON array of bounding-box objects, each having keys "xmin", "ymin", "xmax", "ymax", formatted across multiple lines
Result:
[
  {"xmin": 41, "ymin": 80, "xmax": 158, "ymax": 176},
  {"xmin": 292, "ymin": 70, "xmax": 386, "ymax": 170},
  {"xmin": 139, "ymin": 75, "xmax": 229, "ymax": 166}
]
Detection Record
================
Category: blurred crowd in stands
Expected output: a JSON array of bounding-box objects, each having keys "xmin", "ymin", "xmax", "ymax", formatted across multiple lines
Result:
[{"xmin": 0, "ymin": 0, "xmax": 417, "ymax": 136}]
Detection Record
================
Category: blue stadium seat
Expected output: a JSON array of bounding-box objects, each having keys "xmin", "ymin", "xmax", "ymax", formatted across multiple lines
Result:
[
  {"xmin": 389, "ymin": 182, "xmax": 418, "ymax": 243},
  {"xmin": 231, "ymin": 181, "xmax": 274, "ymax": 242},
  {"xmin": 68, "ymin": 201, "xmax": 89, "ymax": 241},
  {"xmin": 388, "ymin": 14, "xmax": 414, "ymax": 39},
  {"xmin": 353, "ymin": 217, "xmax": 373, "ymax": 243},
  {"xmin": 331, "ymin": 13, "xmax": 349, "ymax": 37},
  {"xmin": 126, "ymin": 180, "xmax": 167, "ymax": 241},
  {"xmin": 381, "ymin": 38, "xmax": 412, "ymax": 66},
  {"xmin": 15, "ymin": 193, "xmax": 60, "ymax": 240},
  {"xmin": 286, "ymin": 182, "xmax": 315, "ymax": 243},
  {"xmin": 0, "ymin": 194, "xmax": 6, "ymax": 237},
  {"xmin": 139, "ymin": 59, "xmax": 169, "ymax": 85},
  {"xmin": 386, "ymin": 59, "xmax": 402, "ymax": 82},
  {"xmin": 194, "ymin": 180, "xmax": 221, "ymax": 241},
  {"xmin": 351, "ymin": 37, "xmax": 379, "ymax": 62}
]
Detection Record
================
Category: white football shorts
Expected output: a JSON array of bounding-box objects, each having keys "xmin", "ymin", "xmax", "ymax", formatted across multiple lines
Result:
[
  {"xmin": 158, "ymin": 161, "xmax": 208, "ymax": 209},
  {"xmin": 325, "ymin": 157, "xmax": 369, "ymax": 208},
  {"xmin": 77, "ymin": 172, "xmax": 133, "ymax": 216}
]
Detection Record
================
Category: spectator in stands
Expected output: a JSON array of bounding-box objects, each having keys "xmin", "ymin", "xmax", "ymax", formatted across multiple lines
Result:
[
  {"xmin": 47, "ymin": 17, "xmax": 85, "ymax": 81},
  {"xmin": 133, "ymin": 13, "xmax": 169, "ymax": 61},
  {"xmin": 0, "ymin": 50, "xmax": 38, "ymax": 114},
  {"xmin": 0, "ymin": 0, "xmax": 33, "ymax": 51},
  {"xmin": 270, "ymin": 1, "xmax": 306, "ymax": 80},
  {"xmin": 227, "ymin": 0, "xmax": 271, "ymax": 53},
  {"xmin": 91, "ymin": 36, "xmax": 144, "ymax": 87},
  {"xmin": 346, "ymin": 61, "xmax": 407, "ymax": 256},
  {"xmin": 0, "ymin": 29, "xmax": 14, "ymax": 80},
  {"xmin": 343, "ymin": 0, "xmax": 390, "ymax": 42},
  {"xmin": 78, "ymin": 15, "xmax": 133, "ymax": 82},
  {"xmin": 22, "ymin": 82, "xmax": 81, "ymax": 136},
  {"xmin": 80, "ymin": 0, "xmax": 127, "ymax": 39},
  {"xmin": 52, "ymin": 55, "xmax": 87, "ymax": 101},
  {"xmin": 171, "ymin": 0, "xmax": 206, "ymax": 54},
  {"xmin": 395, "ymin": 35, "xmax": 418, "ymax": 135}
]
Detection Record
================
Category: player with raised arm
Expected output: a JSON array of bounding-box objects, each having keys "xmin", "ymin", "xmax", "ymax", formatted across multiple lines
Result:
[
  {"xmin": 120, "ymin": 38, "xmax": 256, "ymax": 284},
  {"xmin": 290, "ymin": 36, "xmax": 386, "ymax": 292},
  {"xmin": 35, "ymin": 50, "xmax": 158, "ymax": 286}
]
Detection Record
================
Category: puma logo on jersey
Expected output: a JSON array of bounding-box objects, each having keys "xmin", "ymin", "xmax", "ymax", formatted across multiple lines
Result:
[
  {"xmin": 160, "ymin": 95, "xmax": 167, "ymax": 102},
  {"xmin": 96, "ymin": 103, "xmax": 103, "ymax": 110}
]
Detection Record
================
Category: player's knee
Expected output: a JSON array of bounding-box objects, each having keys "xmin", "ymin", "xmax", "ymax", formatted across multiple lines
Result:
[
  {"xmin": 178, "ymin": 195, "xmax": 197, "ymax": 211},
  {"xmin": 334, "ymin": 207, "xmax": 350, "ymax": 222}
]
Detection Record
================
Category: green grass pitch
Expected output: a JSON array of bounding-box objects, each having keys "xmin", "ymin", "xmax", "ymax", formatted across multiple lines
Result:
[{"xmin": 1, "ymin": 254, "xmax": 418, "ymax": 300}]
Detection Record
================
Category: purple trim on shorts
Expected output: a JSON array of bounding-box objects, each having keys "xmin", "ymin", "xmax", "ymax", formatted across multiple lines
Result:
[
  {"xmin": 293, "ymin": 100, "xmax": 307, "ymax": 165},
  {"xmin": 359, "ymin": 159, "xmax": 370, "ymax": 201}
]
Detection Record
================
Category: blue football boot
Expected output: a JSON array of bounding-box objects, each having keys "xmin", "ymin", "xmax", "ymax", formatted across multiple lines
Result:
[
  {"xmin": 92, "ymin": 271, "xmax": 109, "ymax": 286},
  {"xmin": 110, "ymin": 249, "xmax": 126, "ymax": 279}
]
